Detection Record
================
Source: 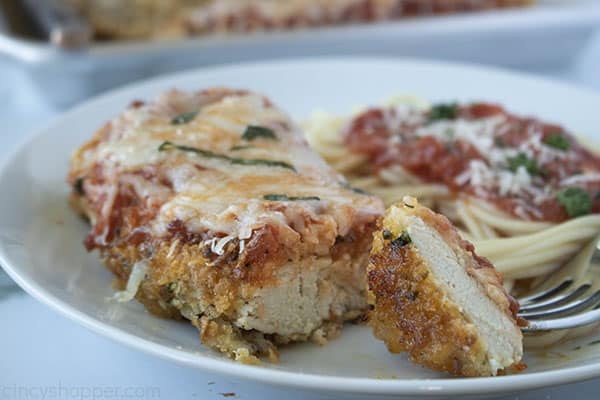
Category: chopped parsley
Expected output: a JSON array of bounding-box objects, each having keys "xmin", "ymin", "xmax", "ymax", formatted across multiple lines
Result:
[
  {"xmin": 73, "ymin": 178, "xmax": 85, "ymax": 196},
  {"xmin": 340, "ymin": 181, "xmax": 368, "ymax": 195},
  {"xmin": 543, "ymin": 133, "xmax": 570, "ymax": 151},
  {"xmin": 507, "ymin": 152, "xmax": 540, "ymax": 175},
  {"xmin": 406, "ymin": 291, "xmax": 418, "ymax": 301},
  {"xmin": 230, "ymin": 144, "xmax": 253, "ymax": 151},
  {"xmin": 242, "ymin": 125, "xmax": 277, "ymax": 141},
  {"xmin": 557, "ymin": 188, "xmax": 592, "ymax": 218},
  {"xmin": 390, "ymin": 232, "xmax": 412, "ymax": 250},
  {"xmin": 230, "ymin": 158, "xmax": 295, "ymax": 170},
  {"xmin": 263, "ymin": 194, "xmax": 320, "ymax": 201},
  {"xmin": 382, "ymin": 229, "xmax": 393, "ymax": 240},
  {"xmin": 494, "ymin": 137, "xmax": 506, "ymax": 148},
  {"xmin": 428, "ymin": 103, "xmax": 458, "ymax": 122},
  {"xmin": 171, "ymin": 111, "xmax": 198, "ymax": 125},
  {"xmin": 158, "ymin": 141, "xmax": 296, "ymax": 171}
]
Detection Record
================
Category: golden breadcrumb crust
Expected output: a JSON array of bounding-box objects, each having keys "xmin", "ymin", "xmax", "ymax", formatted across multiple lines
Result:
[
  {"xmin": 71, "ymin": 191, "xmax": 375, "ymax": 363},
  {"xmin": 367, "ymin": 198, "xmax": 523, "ymax": 377}
]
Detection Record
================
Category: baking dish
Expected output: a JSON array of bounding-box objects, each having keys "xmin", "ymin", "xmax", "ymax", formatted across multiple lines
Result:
[{"xmin": 1, "ymin": 0, "xmax": 599, "ymax": 107}]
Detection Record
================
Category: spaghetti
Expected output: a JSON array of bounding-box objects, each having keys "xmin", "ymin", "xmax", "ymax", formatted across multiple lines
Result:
[{"xmin": 304, "ymin": 98, "xmax": 600, "ymax": 307}]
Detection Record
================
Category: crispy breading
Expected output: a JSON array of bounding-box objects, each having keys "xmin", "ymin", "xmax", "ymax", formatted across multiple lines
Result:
[{"xmin": 367, "ymin": 197, "xmax": 523, "ymax": 376}]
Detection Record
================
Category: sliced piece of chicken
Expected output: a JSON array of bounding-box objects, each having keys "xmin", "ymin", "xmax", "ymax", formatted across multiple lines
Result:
[{"xmin": 367, "ymin": 196, "xmax": 523, "ymax": 377}]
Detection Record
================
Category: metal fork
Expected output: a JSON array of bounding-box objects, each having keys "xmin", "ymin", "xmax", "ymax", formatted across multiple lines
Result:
[{"xmin": 519, "ymin": 235, "xmax": 600, "ymax": 332}]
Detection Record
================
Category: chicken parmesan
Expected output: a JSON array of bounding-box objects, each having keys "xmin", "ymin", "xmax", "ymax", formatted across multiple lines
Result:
[
  {"xmin": 367, "ymin": 197, "xmax": 524, "ymax": 377},
  {"xmin": 67, "ymin": 88, "xmax": 383, "ymax": 363},
  {"xmin": 68, "ymin": 0, "xmax": 534, "ymax": 39}
]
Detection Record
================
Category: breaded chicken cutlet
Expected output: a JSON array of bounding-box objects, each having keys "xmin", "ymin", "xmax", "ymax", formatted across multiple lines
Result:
[
  {"xmin": 367, "ymin": 196, "xmax": 523, "ymax": 376},
  {"xmin": 68, "ymin": 0, "xmax": 535, "ymax": 39},
  {"xmin": 68, "ymin": 88, "xmax": 384, "ymax": 363}
]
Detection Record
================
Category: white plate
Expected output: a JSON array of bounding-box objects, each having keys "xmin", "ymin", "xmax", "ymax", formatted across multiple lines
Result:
[{"xmin": 1, "ymin": 58, "xmax": 600, "ymax": 398}]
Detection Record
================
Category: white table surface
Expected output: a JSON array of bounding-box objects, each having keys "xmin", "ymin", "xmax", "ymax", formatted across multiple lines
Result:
[{"xmin": 2, "ymin": 32, "xmax": 600, "ymax": 400}]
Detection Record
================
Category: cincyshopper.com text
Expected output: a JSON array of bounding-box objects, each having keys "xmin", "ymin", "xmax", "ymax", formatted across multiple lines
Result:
[{"xmin": 1, "ymin": 383, "xmax": 161, "ymax": 400}]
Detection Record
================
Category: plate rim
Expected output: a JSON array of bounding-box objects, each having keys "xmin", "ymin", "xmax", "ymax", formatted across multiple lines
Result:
[{"xmin": 2, "ymin": 56, "xmax": 600, "ymax": 396}]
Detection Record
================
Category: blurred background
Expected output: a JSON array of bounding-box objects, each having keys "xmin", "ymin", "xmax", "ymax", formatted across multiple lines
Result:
[
  {"xmin": 1, "ymin": 0, "xmax": 600, "ymax": 107},
  {"xmin": 1, "ymin": 1, "xmax": 600, "ymax": 399}
]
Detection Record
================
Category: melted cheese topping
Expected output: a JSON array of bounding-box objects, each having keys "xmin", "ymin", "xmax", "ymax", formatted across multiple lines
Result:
[
  {"xmin": 188, "ymin": 0, "xmax": 398, "ymax": 31},
  {"xmin": 72, "ymin": 88, "xmax": 383, "ymax": 246}
]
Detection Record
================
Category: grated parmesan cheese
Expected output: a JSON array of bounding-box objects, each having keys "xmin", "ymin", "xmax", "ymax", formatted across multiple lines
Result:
[{"xmin": 112, "ymin": 261, "xmax": 148, "ymax": 302}]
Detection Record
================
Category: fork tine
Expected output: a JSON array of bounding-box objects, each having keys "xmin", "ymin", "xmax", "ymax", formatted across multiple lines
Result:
[
  {"xmin": 519, "ymin": 238, "xmax": 600, "ymax": 332},
  {"xmin": 519, "ymin": 284, "xmax": 591, "ymax": 312},
  {"xmin": 522, "ymin": 308, "xmax": 600, "ymax": 332},
  {"xmin": 518, "ymin": 280, "xmax": 573, "ymax": 305},
  {"xmin": 520, "ymin": 291, "xmax": 600, "ymax": 319},
  {"xmin": 520, "ymin": 235, "xmax": 600, "ymax": 307}
]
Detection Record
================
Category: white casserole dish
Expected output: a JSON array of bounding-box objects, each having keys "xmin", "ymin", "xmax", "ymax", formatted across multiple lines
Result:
[{"xmin": 0, "ymin": 0, "xmax": 599, "ymax": 106}]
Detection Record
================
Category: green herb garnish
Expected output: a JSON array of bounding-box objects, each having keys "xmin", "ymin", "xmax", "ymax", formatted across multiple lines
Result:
[
  {"xmin": 242, "ymin": 125, "xmax": 277, "ymax": 141},
  {"xmin": 158, "ymin": 141, "xmax": 295, "ymax": 171},
  {"xmin": 507, "ymin": 152, "xmax": 540, "ymax": 175},
  {"xmin": 230, "ymin": 145, "xmax": 253, "ymax": 151},
  {"xmin": 171, "ymin": 111, "xmax": 198, "ymax": 125},
  {"xmin": 340, "ymin": 181, "xmax": 368, "ymax": 195},
  {"xmin": 159, "ymin": 141, "xmax": 218, "ymax": 157},
  {"xmin": 543, "ymin": 133, "xmax": 570, "ymax": 151},
  {"xmin": 428, "ymin": 103, "xmax": 458, "ymax": 122},
  {"xmin": 230, "ymin": 158, "xmax": 294, "ymax": 170},
  {"xmin": 74, "ymin": 178, "xmax": 85, "ymax": 196},
  {"xmin": 557, "ymin": 188, "xmax": 592, "ymax": 218},
  {"xmin": 406, "ymin": 291, "xmax": 418, "ymax": 301},
  {"xmin": 494, "ymin": 137, "xmax": 506, "ymax": 148},
  {"xmin": 263, "ymin": 194, "xmax": 320, "ymax": 201},
  {"xmin": 390, "ymin": 232, "xmax": 412, "ymax": 249}
]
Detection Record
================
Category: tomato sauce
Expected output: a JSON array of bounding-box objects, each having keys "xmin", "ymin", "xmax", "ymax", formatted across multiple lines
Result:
[{"xmin": 345, "ymin": 103, "xmax": 600, "ymax": 222}]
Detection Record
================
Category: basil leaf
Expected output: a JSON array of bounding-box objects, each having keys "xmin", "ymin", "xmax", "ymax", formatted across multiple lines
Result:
[
  {"xmin": 428, "ymin": 103, "xmax": 458, "ymax": 122},
  {"xmin": 242, "ymin": 125, "xmax": 277, "ymax": 141},
  {"xmin": 231, "ymin": 158, "xmax": 295, "ymax": 170},
  {"xmin": 171, "ymin": 111, "xmax": 198, "ymax": 125},
  {"xmin": 507, "ymin": 152, "xmax": 540, "ymax": 175},
  {"xmin": 230, "ymin": 145, "xmax": 253, "ymax": 151},
  {"xmin": 159, "ymin": 141, "xmax": 224, "ymax": 159},
  {"xmin": 543, "ymin": 133, "xmax": 570, "ymax": 151},
  {"xmin": 340, "ymin": 181, "xmax": 368, "ymax": 195},
  {"xmin": 158, "ymin": 141, "xmax": 295, "ymax": 171},
  {"xmin": 557, "ymin": 188, "xmax": 592, "ymax": 218},
  {"xmin": 263, "ymin": 194, "xmax": 320, "ymax": 201}
]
